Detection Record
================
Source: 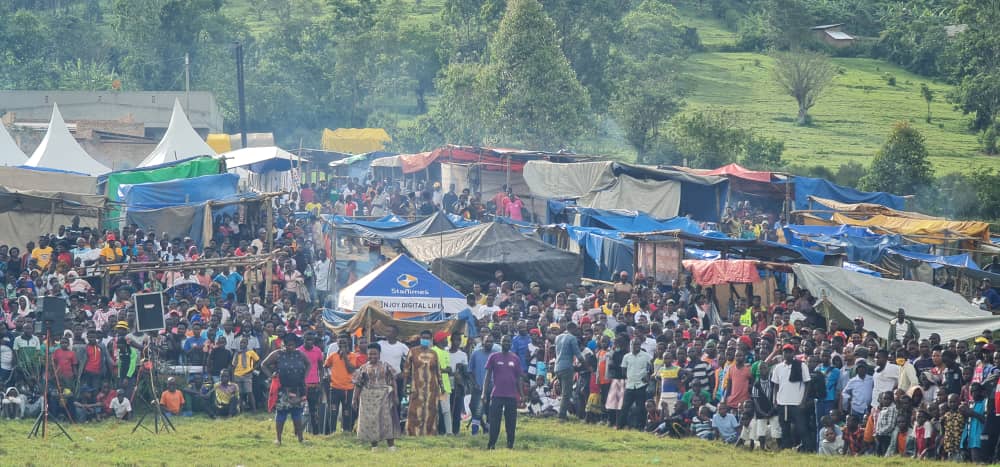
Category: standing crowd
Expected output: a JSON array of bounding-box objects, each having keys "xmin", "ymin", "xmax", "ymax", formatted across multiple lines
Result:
[{"xmin": 0, "ymin": 175, "xmax": 998, "ymax": 461}]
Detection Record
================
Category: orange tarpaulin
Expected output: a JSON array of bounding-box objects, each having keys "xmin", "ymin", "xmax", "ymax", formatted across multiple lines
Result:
[
  {"xmin": 691, "ymin": 163, "xmax": 774, "ymax": 183},
  {"xmin": 399, "ymin": 146, "xmax": 531, "ymax": 174},
  {"xmin": 682, "ymin": 259, "xmax": 762, "ymax": 286}
]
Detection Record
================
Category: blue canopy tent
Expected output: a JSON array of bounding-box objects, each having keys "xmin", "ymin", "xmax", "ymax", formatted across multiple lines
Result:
[{"xmin": 784, "ymin": 176, "xmax": 906, "ymax": 214}]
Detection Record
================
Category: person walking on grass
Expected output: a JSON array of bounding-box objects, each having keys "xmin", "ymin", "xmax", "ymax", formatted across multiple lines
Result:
[
  {"xmin": 261, "ymin": 334, "xmax": 309, "ymax": 445},
  {"xmin": 353, "ymin": 342, "xmax": 400, "ymax": 451},
  {"xmin": 483, "ymin": 335, "xmax": 523, "ymax": 449}
]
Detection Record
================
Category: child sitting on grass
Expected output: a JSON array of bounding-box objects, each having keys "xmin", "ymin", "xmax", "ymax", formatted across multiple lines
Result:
[{"xmin": 692, "ymin": 406, "xmax": 715, "ymax": 441}]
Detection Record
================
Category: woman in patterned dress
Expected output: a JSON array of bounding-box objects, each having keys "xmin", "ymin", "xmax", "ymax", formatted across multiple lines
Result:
[
  {"xmin": 352, "ymin": 342, "xmax": 400, "ymax": 450},
  {"xmin": 404, "ymin": 330, "xmax": 442, "ymax": 436}
]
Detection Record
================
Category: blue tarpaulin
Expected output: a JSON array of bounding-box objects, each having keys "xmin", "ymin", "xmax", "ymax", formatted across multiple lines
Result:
[
  {"xmin": 885, "ymin": 248, "xmax": 981, "ymax": 270},
  {"xmin": 781, "ymin": 226, "xmax": 929, "ymax": 263},
  {"xmin": 120, "ymin": 173, "xmax": 240, "ymax": 209},
  {"xmin": 787, "ymin": 177, "xmax": 905, "ymax": 213},
  {"xmin": 559, "ymin": 225, "xmax": 634, "ymax": 280},
  {"xmin": 554, "ymin": 206, "xmax": 704, "ymax": 234},
  {"xmin": 843, "ymin": 262, "xmax": 882, "ymax": 277},
  {"xmin": 782, "ymin": 224, "xmax": 877, "ymax": 238}
]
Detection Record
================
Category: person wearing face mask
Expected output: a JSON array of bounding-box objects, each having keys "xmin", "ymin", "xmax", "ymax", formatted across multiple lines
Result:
[
  {"xmin": 483, "ymin": 334, "xmax": 524, "ymax": 449},
  {"xmin": 404, "ymin": 329, "xmax": 442, "ymax": 436}
]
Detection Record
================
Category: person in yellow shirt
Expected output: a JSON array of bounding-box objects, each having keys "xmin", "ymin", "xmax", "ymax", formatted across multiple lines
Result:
[
  {"xmin": 231, "ymin": 336, "xmax": 260, "ymax": 411},
  {"xmin": 31, "ymin": 237, "xmax": 54, "ymax": 271}
]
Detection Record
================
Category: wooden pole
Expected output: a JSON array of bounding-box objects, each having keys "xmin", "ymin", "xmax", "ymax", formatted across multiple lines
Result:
[{"xmin": 264, "ymin": 197, "xmax": 274, "ymax": 300}]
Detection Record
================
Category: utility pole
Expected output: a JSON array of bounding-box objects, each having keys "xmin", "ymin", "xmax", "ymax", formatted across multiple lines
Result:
[
  {"xmin": 234, "ymin": 42, "xmax": 248, "ymax": 149},
  {"xmin": 184, "ymin": 53, "xmax": 191, "ymax": 111}
]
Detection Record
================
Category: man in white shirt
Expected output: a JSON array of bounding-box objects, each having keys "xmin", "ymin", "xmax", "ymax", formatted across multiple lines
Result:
[
  {"xmin": 770, "ymin": 343, "xmax": 811, "ymax": 450},
  {"xmin": 871, "ymin": 349, "xmax": 900, "ymax": 407},
  {"xmin": 376, "ymin": 325, "xmax": 410, "ymax": 415},
  {"xmin": 109, "ymin": 390, "xmax": 132, "ymax": 420},
  {"xmin": 313, "ymin": 251, "xmax": 333, "ymax": 306}
]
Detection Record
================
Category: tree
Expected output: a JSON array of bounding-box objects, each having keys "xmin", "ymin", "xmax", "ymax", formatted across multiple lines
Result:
[
  {"xmin": 541, "ymin": 0, "xmax": 629, "ymax": 111},
  {"xmin": 763, "ymin": 0, "xmax": 816, "ymax": 50},
  {"xmin": 920, "ymin": 83, "xmax": 934, "ymax": 123},
  {"xmin": 669, "ymin": 109, "xmax": 748, "ymax": 169},
  {"xmin": 858, "ymin": 122, "xmax": 934, "ymax": 196},
  {"xmin": 741, "ymin": 134, "xmax": 784, "ymax": 170},
  {"xmin": 610, "ymin": 58, "xmax": 683, "ymax": 164},
  {"xmin": 609, "ymin": 0, "xmax": 689, "ymax": 163},
  {"xmin": 772, "ymin": 51, "xmax": 837, "ymax": 125},
  {"xmin": 949, "ymin": 0, "xmax": 1000, "ymax": 136},
  {"xmin": 483, "ymin": 0, "xmax": 591, "ymax": 149}
]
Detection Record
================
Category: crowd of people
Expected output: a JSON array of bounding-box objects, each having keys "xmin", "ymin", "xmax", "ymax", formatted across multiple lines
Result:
[{"xmin": 0, "ymin": 175, "xmax": 998, "ymax": 461}]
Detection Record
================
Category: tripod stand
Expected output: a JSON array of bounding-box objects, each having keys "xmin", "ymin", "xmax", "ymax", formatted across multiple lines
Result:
[
  {"xmin": 27, "ymin": 330, "xmax": 73, "ymax": 441},
  {"xmin": 132, "ymin": 341, "xmax": 176, "ymax": 434}
]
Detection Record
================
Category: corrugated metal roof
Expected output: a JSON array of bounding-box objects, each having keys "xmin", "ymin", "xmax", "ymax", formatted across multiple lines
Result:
[
  {"xmin": 811, "ymin": 23, "xmax": 843, "ymax": 30},
  {"xmin": 826, "ymin": 31, "xmax": 854, "ymax": 40}
]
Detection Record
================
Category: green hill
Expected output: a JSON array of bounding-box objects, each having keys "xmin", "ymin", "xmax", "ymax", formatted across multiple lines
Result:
[{"xmin": 673, "ymin": 10, "xmax": 991, "ymax": 174}]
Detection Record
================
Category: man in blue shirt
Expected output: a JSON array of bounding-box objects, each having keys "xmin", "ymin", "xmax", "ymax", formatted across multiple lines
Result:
[
  {"xmin": 840, "ymin": 360, "xmax": 873, "ymax": 418},
  {"xmin": 511, "ymin": 322, "xmax": 532, "ymax": 373},
  {"xmin": 214, "ymin": 268, "xmax": 243, "ymax": 300},
  {"xmin": 554, "ymin": 322, "xmax": 585, "ymax": 421},
  {"xmin": 468, "ymin": 334, "xmax": 499, "ymax": 435},
  {"xmin": 980, "ymin": 279, "xmax": 1000, "ymax": 310}
]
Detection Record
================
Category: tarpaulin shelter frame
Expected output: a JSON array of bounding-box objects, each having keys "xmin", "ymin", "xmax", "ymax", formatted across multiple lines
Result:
[
  {"xmin": 622, "ymin": 229, "xmax": 844, "ymax": 284},
  {"xmin": 666, "ymin": 163, "xmax": 794, "ymax": 220},
  {"xmin": 87, "ymin": 251, "xmax": 279, "ymax": 304},
  {"xmin": 323, "ymin": 300, "xmax": 462, "ymax": 343}
]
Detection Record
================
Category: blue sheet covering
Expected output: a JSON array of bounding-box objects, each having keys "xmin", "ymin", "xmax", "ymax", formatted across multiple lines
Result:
[
  {"xmin": 787, "ymin": 176, "xmax": 905, "ymax": 213},
  {"xmin": 782, "ymin": 224, "xmax": 877, "ymax": 238},
  {"xmin": 843, "ymin": 262, "xmax": 882, "ymax": 277},
  {"xmin": 324, "ymin": 214, "xmax": 407, "ymax": 229},
  {"xmin": 559, "ymin": 225, "xmax": 634, "ymax": 280},
  {"xmin": 685, "ymin": 248, "xmax": 721, "ymax": 260},
  {"xmin": 120, "ymin": 173, "xmax": 240, "ymax": 209},
  {"xmin": 885, "ymin": 248, "xmax": 981, "ymax": 270},
  {"xmin": 781, "ymin": 226, "xmax": 929, "ymax": 263}
]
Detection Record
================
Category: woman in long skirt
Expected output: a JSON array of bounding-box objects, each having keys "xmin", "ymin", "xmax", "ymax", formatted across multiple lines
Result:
[{"xmin": 353, "ymin": 343, "xmax": 400, "ymax": 451}]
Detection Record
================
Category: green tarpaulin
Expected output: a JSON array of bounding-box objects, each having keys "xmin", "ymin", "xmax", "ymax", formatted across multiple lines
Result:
[{"xmin": 100, "ymin": 156, "xmax": 222, "ymax": 229}]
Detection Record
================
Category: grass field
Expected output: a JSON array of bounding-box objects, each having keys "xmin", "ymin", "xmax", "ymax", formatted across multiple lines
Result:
[
  {"xmin": 0, "ymin": 414, "xmax": 938, "ymax": 465},
  {"xmin": 672, "ymin": 9, "xmax": 993, "ymax": 174}
]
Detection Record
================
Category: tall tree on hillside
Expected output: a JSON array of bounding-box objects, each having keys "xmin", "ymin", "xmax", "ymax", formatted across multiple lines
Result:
[
  {"xmin": 540, "ymin": 0, "xmax": 624, "ymax": 112},
  {"xmin": 772, "ymin": 50, "xmax": 837, "ymax": 125},
  {"xmin": 949, "ymin": 0, "xmax": 1000, "ymax": 153},
  {"xmin": 610, "ymin": 59, "xmax": 682, "ymax": 164},
  {"xmin": 765, "ymin": 0, "xmax": 816, "ymax": 49},
  {"xmin": 609, "ymin": 0, "xmax": 688, "ymax": 163},
  {"xmin": 859, "ymin": 122, "xmax": 934, "ymax": 196},
  {"xmin": 484, "ymin": 0, "xmax": 591, "ymax": 149}
]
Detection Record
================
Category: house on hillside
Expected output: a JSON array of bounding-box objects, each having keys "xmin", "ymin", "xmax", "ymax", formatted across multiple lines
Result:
[
  {"xmin": 811, "ymin": 24, "xmax": 856, "ymax": 48},
  {"xmin": 944, "ymin": 24, "xmax": 968, "ymax": 39}
]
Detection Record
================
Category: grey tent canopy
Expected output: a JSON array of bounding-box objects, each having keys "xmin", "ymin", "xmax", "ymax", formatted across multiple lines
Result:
[{"xmin": 401, "ymin": 222, "xmax": 582, "ymax": 292}]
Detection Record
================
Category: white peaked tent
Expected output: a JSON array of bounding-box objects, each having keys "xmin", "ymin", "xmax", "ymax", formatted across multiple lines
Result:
[
  {"xmin": 0, "ymin": 121, "xmax": 28, "ymax": 166},
  {"xmin": 137, "ymin": 99, "xmax": 216, "ymax": 168},
  {"xmin": 24, "ymin": 103, "xmax": 110, "ymax": 175}
]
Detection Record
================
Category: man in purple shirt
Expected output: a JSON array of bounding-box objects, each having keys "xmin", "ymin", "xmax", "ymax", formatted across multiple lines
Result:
[{"xmin": 483, "ymin": 335, "xmax": 524, "ymax": 449}]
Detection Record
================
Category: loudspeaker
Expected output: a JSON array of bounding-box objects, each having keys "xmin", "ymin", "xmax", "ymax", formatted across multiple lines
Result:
[
  {"xmin": 134, "ymin": 292, "xmax": 166, "ymax": 332},
  {"xmin": 40, "ymin": 296, "xmax": 66, "ymax": 337}
]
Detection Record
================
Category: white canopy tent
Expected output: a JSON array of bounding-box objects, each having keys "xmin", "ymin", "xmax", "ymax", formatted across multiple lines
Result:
[
  {"xmin": 24, "ymin": 103, "xmax": 110, "ymax": 175},
  {"xmin": 0, "ymin": 122, "xmax": 28, "ymax": 166},
  {"xmin": 217, "ymin": 146, "xmax": 307, "ymax": 193},
  {"xmin": 137, "ymin": 99, "xmax": 216, "ymax": 168}
]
